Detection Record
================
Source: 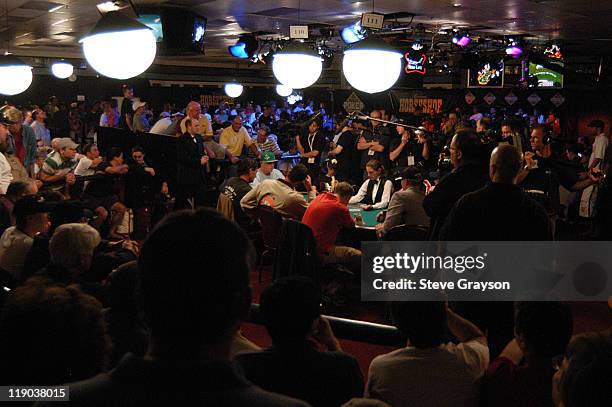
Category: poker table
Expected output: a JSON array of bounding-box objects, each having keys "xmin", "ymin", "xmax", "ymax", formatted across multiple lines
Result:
[{"xmin": 349, "ymin": 206, "xmax": 384, "ymax": 229}]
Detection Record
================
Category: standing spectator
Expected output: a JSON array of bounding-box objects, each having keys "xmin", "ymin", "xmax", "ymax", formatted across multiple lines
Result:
[
  {"xmin": 175, "ymin": 119, "xmax": 209, "ymax": 210},
  {"xmin": 99, "ymin": 100, "xmax": 120, "ymax": 128},
  {"xmin": 485, "ymin": 302, "xmax": 573, "ymax": 407},
  {"xmin": 579, "ymin": 119, "xmax": 608, "ymax": 218},
  {"xmin": 119, "ymin": 84, "xmax": 135, "ymax": 131},
  {"xmin": 357, "ymin": 111, "xmax": 390, "ymax": 177},
  {"xmin": 30, "ymin": 108, "xmax": 51, "ymax": 147},
  {"xmin": 68, "ymin": 103, "xmax": 84, "ymax": 143},
  {"xmin": 297, "ymin": 118, "xmax": 326, "ymax": 182},
  {"xmin": 3, "ymin": 106, "xmax": 37, "ymax": 176},
  {"xmin": 366, "ymin": 299, "xmax": 489, "ymax": 407},
  {"xmin": 180, "ymin": 101, "xmax": 224, "ymax": 158},
  {"xmin": 327, "ymin": 120, "xmax": 357, "ymax": 184},
  {"xmin": 0, "ymin": 113, "xmax": 14, "ymax": 194},
  {"xmin": 236, "ymin": 277, "xmax": 363, "ymax": 407}
]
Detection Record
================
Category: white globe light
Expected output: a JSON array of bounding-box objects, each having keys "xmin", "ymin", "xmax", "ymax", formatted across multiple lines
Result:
[
  {"xmin": 0, "ymin": 56, "xmax": 33, "ymax": 95},
  {"xmin": 224, "ymin": 83, "xmax": 243, "ymax": 98},
  {"xmin": 272, "ymin": 44, "xmax": 322, "ymax": 89},
  {"xmin": 276, "ymin": 84, "xmax": 293, "ymax": 97},
  {"xmin": 342, "ymin": 37, "xmax": 403, "ymax": 93},
  {"xmin": 82, "ymin": 29, "xmax": 156, "ymax": 79},
  {"xmin": 51, "ymin": 61, "xmax": 74, "ymax": 79}
]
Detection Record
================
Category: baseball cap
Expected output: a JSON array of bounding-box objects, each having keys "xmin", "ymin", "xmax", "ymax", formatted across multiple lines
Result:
[
  {"xmin": 0, "ymin": 110, "xmax": 15, "ymax": 126},
  {"xmin": 261, "ymin": 151, "xmax": 278, "ymax": 163},
  {"xmin": 587, "ymin": 119, "xmax": 604, "ymax": 129},
  {"xmin": 13, "ymin": 195, "xmax": 56, "ymax": 218},
  {"xmin": 132, "ymin": 101, "xmax": 146, "ymax": 111},
  {"xmin": 159, "ymin": 112, "xmax": 171, "ymax": 119},
  {"xmin": 57, "ymin": 138, "xmax": 79, "ymax": 150}
]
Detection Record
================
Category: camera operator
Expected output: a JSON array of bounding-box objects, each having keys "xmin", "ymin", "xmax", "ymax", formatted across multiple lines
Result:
[
  {"xmin": 423, "ymin": 129, "xmax": 488, "ymax": 240},
  {"xmin": 516, "ymin": 125, "xmax": 600, "ymax": 217}
]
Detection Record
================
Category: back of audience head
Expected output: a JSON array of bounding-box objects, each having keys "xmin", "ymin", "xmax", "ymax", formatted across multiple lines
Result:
[
  {"xmin": 288, "ymin": 164, "xmax": 309, "ymax": 184},
  {"xmin": 489, "ymin": 144, "xmax": 522, "ymax": 184},
  {"xmin": 451, "ymin": 128, "xmax": 483, "ymax": 166},
  {"xmin": 553, "ymin": 332, "xmax": 612, "ymax": 407},
  {"xmin": 138, "ymin": 208, "xmax": 252, "ymax": 356},
  {"xmin": 514, "ymin": 302, "xmax": 573, "ymax": 361},
  {"xmin": 105, "ymin": 146, "xmax": 123, "ymax": 163},
  {"xmin": 238, "ymin": 157, "xmax": 258, "ymax": 180},
  {"xmin": 391, "ymin": 298, "xmax": 447, "ymax": 348},
  {"xmin": 5, "ymin": 180, "xmax": 37, "ymax": 201},
  {"xmin": 49, "ymin": 200, "xmax": 87, "ymax": 234},
  {"xmin": 105, "ymin": 260, "xmax": 139, "ymax": 315},
  {"xmin": 260, "ymin": 276, "xmax": 321, "ymax": 346},
  {"xmin": 0, "ymin": 284, "xmax": 109, "ymax": 385},
  {"xmin": 50, "ymin": 223, "xmax": 101, "ymax": 275}
]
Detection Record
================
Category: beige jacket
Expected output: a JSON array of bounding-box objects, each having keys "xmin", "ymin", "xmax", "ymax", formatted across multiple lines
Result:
[{"xmin": 240, "ymin": 179, "xmax": 315, "ymax": 221}]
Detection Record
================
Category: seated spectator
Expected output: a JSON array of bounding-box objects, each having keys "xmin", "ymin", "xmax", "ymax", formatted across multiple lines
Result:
[
  {"xmin": 349, "ymin": 160, "xmax": 393, "ymax": 210},
  {"xmin": 0, "ymin": 195, "xmax": 52, "ymax": 285},
  {"xmin": 485, "ymin": 302, "xmax": 573, "ymax": 407},
  {"xmin": 254, "ymin": 126, "xmax": 282, "ymax": 156},
  {"xmin": 252, "ymin": 152, "xmax": 285, "ymax": 187},
  {"xmin": 302, "ymin": 182, "xmax": 361, "ymax": 267},
  {"xmin": 40, "ymin": 208, "xmax": 307, "ymax": 406},
  {"xmin": 0, "ymin": 179, "xmax": 38, "ymax": 236},
  {"xmin": 0, "ymin": 284, "xmax": 110, "ymax": 385},
  {"xmin": 74, "ymin": 143, "xmax": 103, "ymax": 178},
  {"xmin": 39, "ymin": 137, "xmax": 78, "ymax": 192},
  {"xmin": 236, "ymin": 277, "xmax": 363, "ymax": 407},
  {"xmin": 241, "ymin": 164, "xmax": 316, "ymax": 220},
  {"xmin": 132, "ymin": 101, "xmax": 151, "ymax": 133},
  {"xmin": 220, "ymin": 116, "xmax": 260, "ymax": 166},
  {"xmin": 29, "ymin": 223, "xmax": 102, "ymax": 299},
  {"xmin": 150, "ymin": 112, "xmax": 183, "ymax": 135},
  {"xmin": 377, "ymin": 167, "xmax": 428, "ymax": 236},
  {"xmin": 366, "ymin": 299, "xmax": 489, "ymax": 407},
  {"xmin": 220, "ymin": 158, "xmax": 258, "ymax": 229},
  {"xmin": 82, "ymin": 147, "xmax": 128, "ymax": 239},
  {"xmin": 552, "ymin": 331, "xmax": 612, "ymax": 407},
  {"xmin": 103, "ymin": 261, "xmax": 149, "ymax": 368}
]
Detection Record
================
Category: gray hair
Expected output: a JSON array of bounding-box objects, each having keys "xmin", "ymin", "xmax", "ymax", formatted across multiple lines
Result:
[{"xmin": 50, "ymin": 223, "xmax": 101, "ymax": 271}]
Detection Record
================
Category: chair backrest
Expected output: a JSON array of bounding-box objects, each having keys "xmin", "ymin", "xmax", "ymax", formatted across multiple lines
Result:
[
  {"xmin": 216, "ymin": 193, "xmax": 235, "ymax": 221},
  {"xmin": 383, "ymin": 224, "xmax": 430, "ymax": 241},
  {"xmin": 274, "ymin": 219, "xmax": 318, "ymax": 281},
  {"xmin": 257, "ymin": 205, "xmax": 283, "ymax": 249}
]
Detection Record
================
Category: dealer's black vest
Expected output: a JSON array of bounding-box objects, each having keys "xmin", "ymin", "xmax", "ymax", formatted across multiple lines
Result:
[{"xmin": 362, "ymin": 177, "xmax": 387, "ymax": 205}]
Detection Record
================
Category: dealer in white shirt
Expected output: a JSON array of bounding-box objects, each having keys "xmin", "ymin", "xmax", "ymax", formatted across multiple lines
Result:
[{"xmin": 349, "ymin": 159, "xmax": 393, "ymax": 210}]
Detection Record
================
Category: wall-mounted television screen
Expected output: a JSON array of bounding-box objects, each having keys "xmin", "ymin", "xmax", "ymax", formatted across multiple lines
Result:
[
  {"xmin": 137, "ymin": 14, "xmax": 164, "ymax": 42},
  {"xmin": 467, "ymin": 59, "xmax": 505, "ymax": 88},
  {"xmin": 529, "ymin": 61, "xmax": 564, "ymax": 88}
]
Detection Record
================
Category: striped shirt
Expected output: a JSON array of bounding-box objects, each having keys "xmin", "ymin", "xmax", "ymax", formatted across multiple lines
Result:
[{"xmin": 255, "ymin": 135, "xmax": 282, "ymax": 155}]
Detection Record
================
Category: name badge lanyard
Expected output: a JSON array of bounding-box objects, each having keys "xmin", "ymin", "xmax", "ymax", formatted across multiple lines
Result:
[{"xmin": 307, "ymin": 133, "xmax": 316, "ymax": 164}]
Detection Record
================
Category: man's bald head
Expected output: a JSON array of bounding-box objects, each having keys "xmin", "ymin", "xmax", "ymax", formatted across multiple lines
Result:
[{"xmin": 490, "ymin": 144, "xmax": 522, "ymax": 184}]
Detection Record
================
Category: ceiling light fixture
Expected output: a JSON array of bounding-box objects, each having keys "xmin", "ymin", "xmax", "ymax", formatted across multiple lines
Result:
[
  {"xmin": 452, "ymin": 32, "xmax": 471, "ymax": 47},
  {"xmin": 51, "ymin": 60, "xmax": 73, "ymax": 79},
  {"xmin": 272, "ymin": 42, "xmax": 322, "ymax": 89},
  {"xmin": 49, "ymin": 5, "xmax": 64, "ymax": 13},
  {"xmin": 342, "ymin": 35, "xmax": 403, "ymax": 94},
  {"xmin": 505, "ymin": 38, "xmax": 523, "ymax": 57},
  {"xmin": 0, "ymin": 53, "xmax": 33, "ymax": 95},
  {"xmin": 224, "ymin": 82, "xmax": 243, "ymax": 98},
  {"xmin": 80, "ymin": 11, "xmax": 156, "ymax": 79},
  {"xmin": 276, "ymin": 84, "xmax": 293, "ymax": 97}
]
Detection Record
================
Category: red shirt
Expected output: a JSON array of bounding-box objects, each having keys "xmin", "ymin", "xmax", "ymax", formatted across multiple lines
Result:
[
  {"xmin": 485, "ymin": 357, "xmax": 554, "ymax": 407},
  {"xmin": 12, "ymin": 128, "xmax": 25, "ymax": 164},
  {"xmin": 302, "ymin": 193, "xmax": 354, "ymax": 255}
]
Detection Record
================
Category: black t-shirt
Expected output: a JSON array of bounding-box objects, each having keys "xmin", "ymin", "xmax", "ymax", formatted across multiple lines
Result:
[
  {"xmin": 119, "ymin": 98, "xmax": 133, "ymax": 129},
  {"xmin": 359, "ymin": 127, "xmax": 390, "ymax": 170},
  {"xmin": 258, "ymin": 114, "xmax": 274, "ymax": 128},
  {"xmin": 84, "ymin": 162, "xmax": 115, "ymax": 198},
  {"xmin": 221, "ymin": 177, "xmax": 252, "ymax": 228},
  {"xmin": 389, "ymin": 136, "xmax": 421, "ymax": 168},
  {"xmin": 299, "ymin": 131, "xmax": 327, "ymax": 173},
  {"xmin": 335, "ymin": 130, "xmax": 357, "ymax": 183}
]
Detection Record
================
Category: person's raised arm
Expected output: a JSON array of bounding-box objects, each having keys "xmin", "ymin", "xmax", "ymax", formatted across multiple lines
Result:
[{"xmin": 447, "ymin": 306, "xmax": 487, "ymax": 346}]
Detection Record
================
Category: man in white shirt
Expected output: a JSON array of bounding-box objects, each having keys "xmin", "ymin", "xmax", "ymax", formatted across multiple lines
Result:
[
  {"xmin": 0, "ymin": 114, "xmax": 14, "ymax": 194},
  {"xmin": 367, "ymin": 299, "xmax": 489, "ymax": 407},
  {"xmin": 580, "ymin": 119, "xmax": 609, "ymax": 217},
  {"xmin": 252, "ymin": 152, "xmax": 285, "ymax": 187},
  {"xmin": 150, "ymin": 112, "xmax": 183, "ymax": 135},
  {"xmin": 74, "ymin": 143, "xmax": 103, "ymax": 178},
  {"xmin": 349, "ymin": 159, "xmax": 393, "ymax": 210}
]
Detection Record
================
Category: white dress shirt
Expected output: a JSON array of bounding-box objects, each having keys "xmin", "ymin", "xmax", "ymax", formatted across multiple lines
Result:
[
  {"xmin": 0, "ymin": 152, "xmax": 13, "ymax": 195},
  {"xmin": 349, "ymin": 177, "xmax": 393, "ymax": 209}
]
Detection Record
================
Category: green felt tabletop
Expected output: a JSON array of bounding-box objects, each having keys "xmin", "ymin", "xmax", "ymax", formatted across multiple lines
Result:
[{"xmin": 349, "ymin": 206, "xmax": 384, "ymax": 228}]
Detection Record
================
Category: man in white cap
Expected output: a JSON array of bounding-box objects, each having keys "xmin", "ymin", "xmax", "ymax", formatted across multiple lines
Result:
[
  {"xmin": 132, "ymin": 101, "xmax": 151, "ymax": 133},
  {"xmin": 39, "ymin": 138, "xmax": 77, "ymax": 191},
  {"xmin": 150, "ymin": 111, "xmax": 183, "ymax": 136}
]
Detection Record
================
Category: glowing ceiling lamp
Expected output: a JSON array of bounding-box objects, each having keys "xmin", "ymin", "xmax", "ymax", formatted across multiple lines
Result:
[
  {"xmin": 0, "ymin": 54, "xmax": 33, "ymax": 95},
  {"xmin": 452, "ymin": 33, "xmax": 471, "ymax": 47},
  {"xmin": 80, "ymin": 11, "xmax": 156, "ymax": 79},
  {"xmin": 276, "ymin": 84, "xmax": 293, "ymax": 97},
  {"xmin": 224, "ymin": 82, "xmax": 243, "ymax": 98},
  {"xmin": 506, "ymin": 39, "xmax": 523, "ymax": 57},
  {"xmin": 51, "ymin": 60, "xmax": 74, "ymax": 79},
  {"xmin": 272, "ymin": 42, "xmax": 322, "ymax": 89},
  {"xmin": 342, "ymin": 36, "xmax": 403, "ymax": 94}
]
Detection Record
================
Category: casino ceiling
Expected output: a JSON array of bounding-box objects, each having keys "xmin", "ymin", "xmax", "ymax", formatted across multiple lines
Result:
[{"xmin": 2, "ymin": 0, "xmax": 612, "ymax": 65}]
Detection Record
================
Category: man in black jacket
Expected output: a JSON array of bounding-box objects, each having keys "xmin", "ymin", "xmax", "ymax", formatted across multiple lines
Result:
[
  {"xmin": 175, "ymin": 119, "xmax": 209, "ymax": 210},
  {"xmin": 422, "ymin": 129, "xmax": 487, "ymax": 240}
]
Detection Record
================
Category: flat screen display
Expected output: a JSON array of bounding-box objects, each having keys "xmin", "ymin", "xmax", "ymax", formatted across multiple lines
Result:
[
  {"xmin": 137, "ymin": 14, "xmax": 163, "ymax": 42},
  {"xmin": 467, "ymin": 59, "xmax": 505, "ymax": 88},
  {"xmin": 529, "ymin": 61, "xmax": 564, "ymax": 88}
]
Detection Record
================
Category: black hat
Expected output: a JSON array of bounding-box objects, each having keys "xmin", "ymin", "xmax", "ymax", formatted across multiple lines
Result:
[
  {"xmin": 400, "ymin": 167, "xmax": 422, "ymax": 183},
  {"xmin": 13, "ymin": 195, "xmax": 56, "ymax": 218},
  {"xmin": 587, "ymin": 119, "xmax": 604, "ymax": 129}
]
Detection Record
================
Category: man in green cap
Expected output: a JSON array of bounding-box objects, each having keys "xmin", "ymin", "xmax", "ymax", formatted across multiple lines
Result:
[{"xmin": 252, "ymin": 151, "xmax": 285, "ymax": 187}]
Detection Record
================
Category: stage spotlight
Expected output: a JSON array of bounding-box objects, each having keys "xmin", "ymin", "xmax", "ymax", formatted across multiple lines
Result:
[
  {"xmin": 228, "ymin": 34, "xmax": 258, "ymax": 59},
  {"xmin": 340, "ymin": 21, "xmax": 366, "ymax": 44},
  {"xmin": 451, "ymin": 33, "xmax": 471, "ymax": 47}
]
